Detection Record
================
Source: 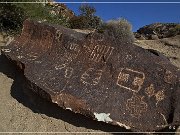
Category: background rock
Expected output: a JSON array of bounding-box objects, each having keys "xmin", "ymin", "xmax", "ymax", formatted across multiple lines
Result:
[{"xmin": 134, "ymin": 23, "xmax": 180, "ymax": 40}]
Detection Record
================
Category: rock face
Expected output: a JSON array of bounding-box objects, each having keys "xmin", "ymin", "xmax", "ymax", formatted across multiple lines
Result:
[
  {"xmin": 134, "ymin": 23, "xmax": 180, "ymax": 40},
  {"xmin": 1, "ymin": 20, "xmax": 180, "ymax": 132}
]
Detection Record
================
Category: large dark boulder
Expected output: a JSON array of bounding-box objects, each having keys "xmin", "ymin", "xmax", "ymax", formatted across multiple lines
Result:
[{"xmin": 1, "ymin": 20, "xmax": 180, "ymax": 132}]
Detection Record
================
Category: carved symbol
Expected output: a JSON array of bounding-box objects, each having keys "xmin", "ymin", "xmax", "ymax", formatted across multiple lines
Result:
[
  {"xmin": 126, "ymin": 94, "xmax": 148, "ymax": 118},
  {"xmin": 55, "ymin": 63, "xmax": 68, "ymax": 70},
  {"xmin": 155, "ymin": 90, "xmax": 165, "ymax": 106},
  {"xmin": 89, "ymin": 45, "xmax": 114, "ymax": 63},
  {"xmin": 68, "ymin": 43, "xmax": 80, "ymax": 54},
  {"xmin": 117, "ymin": 68, "xmax": 145, "ymax": 92},
  {"xmin": 65, "ymin": 67, "xmax": 73, "ymax": 78},
  {"xmin": 2, "ymin": 48, "xmax": 11, "ymax": 53},
  {"xmin": 145, "ymin": 84, "xmax": 155, "ymax": 98},
  {"xmin": 55, "ymin": 30, "xmax": 62, "ymax": 42},
  {"xmin": 69, "ymin": 43, "xmax": 79, "ymax": 51},
  {"xmin": 145, "ymin": 84, "xmax": 166, "ymax": 106},
  {"xmin": 132, "ymin": 77, "xmax": 144, "ymax": 86},
  {"xmin": 164, "ymin": 70, "xmax": 177, "ymax": 84},
  {"xmin": 63, "ymin": 43, "xmax": 81, "ymax": 62},
  {"xmin": 126, "ymin": 54, "xmax": 133, "ymax": 61},
  {"xmin": 117, "ymin": 73, "xmax": 129, "ymax": 82},
  {"xmin": 81, "ymin": 68, "xmax": 103, "ymax": 85},
  {"xmin": 55, "ymin": 64, "xmax": 73, "ymax": 79}
]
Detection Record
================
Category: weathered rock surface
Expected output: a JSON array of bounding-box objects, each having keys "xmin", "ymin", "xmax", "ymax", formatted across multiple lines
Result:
[{"xmin": 1, "ymin": 20, "xmax": 180, "ymax": 132}]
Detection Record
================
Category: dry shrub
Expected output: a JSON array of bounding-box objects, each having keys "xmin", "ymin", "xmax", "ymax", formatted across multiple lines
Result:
[{"xmin": 104, "ymin": 18, "xmax": 135, "ymax": 44}]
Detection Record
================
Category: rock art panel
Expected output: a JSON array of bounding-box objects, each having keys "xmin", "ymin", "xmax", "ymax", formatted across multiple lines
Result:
[{"xmin": 1, "ymin": 19, "xmax": 179, "ymax": 132}]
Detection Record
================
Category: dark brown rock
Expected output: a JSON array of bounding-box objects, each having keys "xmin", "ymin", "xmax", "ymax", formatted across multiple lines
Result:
[{"xmin": 1, "ymin": 20, "xmax": 180, "ymax": 132}]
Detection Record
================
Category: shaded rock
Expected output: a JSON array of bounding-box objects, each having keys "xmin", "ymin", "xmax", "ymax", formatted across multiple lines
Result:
[{"xmin": 1, "ymin": 20, "xmax": 180, "ymax": 132}]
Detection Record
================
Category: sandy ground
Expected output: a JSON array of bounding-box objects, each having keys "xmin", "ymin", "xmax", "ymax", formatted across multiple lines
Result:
[
  {"xmin": 0, "ymin": 34, "xmax": 179, "ymax": 134},
  {"xmin": 134, "ymin": 35, "xmax": 180, "ymax": 68}
]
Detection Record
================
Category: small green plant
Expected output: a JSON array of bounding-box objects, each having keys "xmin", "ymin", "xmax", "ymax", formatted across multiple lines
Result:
[
  {"xmin": 102, "ymin": 18, "xmax": 135, "ymax": 44},
  {"xmin": 0, "ymin": 0, "xmax": 70, "ymax": 35},
  {"xmin": 174, "ymin": 24, "xmax": 180, "ymax": 33},
  {"xmin": 0, "ymin": 2, "xmax": 26, "ymax": 35}
]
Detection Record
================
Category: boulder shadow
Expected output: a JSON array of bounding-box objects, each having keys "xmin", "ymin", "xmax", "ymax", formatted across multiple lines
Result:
[{"xmin": 0, "ymin": 54, "xmax": 177, "ymax": 134}]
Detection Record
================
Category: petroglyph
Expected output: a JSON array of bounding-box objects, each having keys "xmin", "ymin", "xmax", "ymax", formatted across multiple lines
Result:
[
  {"xmin": 55, "ymin": 30, "xmax": 63, "ymax": 42},
  {"xmin": 69, "ymin": 43, "xmax": 79, "ymax": 51},
  {"xmin": 160, "ymin": 113, "xmax": 168, "ymax": 126},
  {"xmin": 17, "ymin": 55, "xmax": 23, "ymax": 59},
  {"xmin": 126, "ymin": 94, "xmax": 148, "ymax": 118},
  {"xmin": 63, "ymin": 43, "xmax": 81, "ymax": 62},
  {"xmin": 89, "ymin": 45, "xmax": 114, "ymax": 63},
  {"xmin": 132, "ymin": 77, "xmax": 144, "ymax": 86},
  {"xmin": 126, "ymin": 54, "xmax": 133, "ymax": 61},
  {"xmin": 156, "ymin": 113, "xmax": 168, "ymax": 128},
  {"xmin": 155, "ymin": 90, "xmax": 165, "ymax": 106},
  {"xmin": 117, "ymin": 68, "xmax": 145, "ymax": 92},
  {"xmin": 66, "ymin": 43, "xmax": 80, "ymax": 54},
  {"xmin": 55, "ymin": 64, "xmax": 73, "ymax": 79},
  {"xmin": 1, "ymin": 48, "xmax": 11, "ymax": 53},
  {"xmin": 117, "ymin": 72, "xmax": 129, "ymax": 82},
  {"xmin": 26, "ymin": 53, "xmax": 38, "ymax": 60},
  {"xmin": 145, "ymin": 84, "xmax": 155, "ymax": 98},
  {"xmin": 55, "ymin": 63, "xmax": 68, "ymax": 70},
  {"xmin": 164, "ymin": 70, "xmax": 177, "ymax": 84},
  {"xmin": 64, "ymin": 67, "xmax": 73, "ymax": 78},
  {"xmin": 81, "ymin": 68, "xmax": 103, "ymax": 85},
  {"xmin": 145, "ymin": 84, "xmax": 165, "ymax": 105}
]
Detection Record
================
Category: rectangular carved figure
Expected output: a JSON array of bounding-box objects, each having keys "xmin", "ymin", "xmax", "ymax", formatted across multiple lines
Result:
[{"xmin": 117, "ymin": 68, "xmax": 145, "ymax": 92}]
